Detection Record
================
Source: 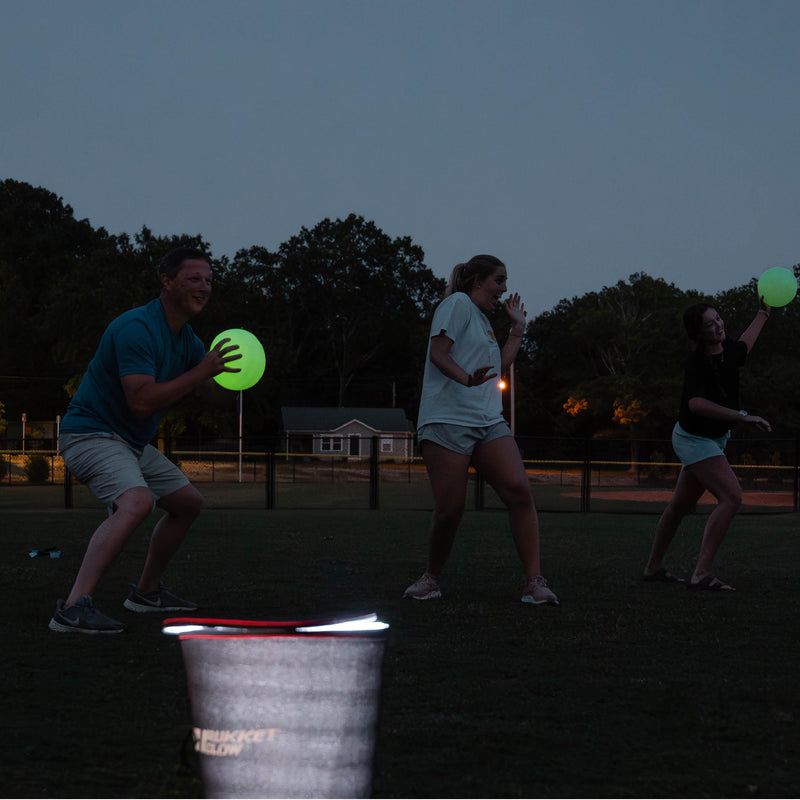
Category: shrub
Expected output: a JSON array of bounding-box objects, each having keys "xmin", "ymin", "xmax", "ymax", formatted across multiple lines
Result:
[
  {"xmin": 647, "ymin": 449, "xmax": 669, "ymax": 480},
  {"xmin": 24, "ymin": 454, "xmax": 51, "ymax": 484}
]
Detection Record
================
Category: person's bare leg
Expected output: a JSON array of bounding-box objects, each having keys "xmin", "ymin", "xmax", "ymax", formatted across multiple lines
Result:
[
  {"xmin": 471, "ymin": 436, "xmax": 541, "ymax": 577},
  {"xmin": 420, "ymin": 441, "xmax": 471, "ymax": 577},
  {"xmin": 65, "ymin": 486, "xmax": 154, "ymax": 607},
  {"xmin": 136, "ymin": 483, "xmax": 204, "ymax": 593},
  {"xmin": 645, "ymin": 466, "xmax": 706, "ymax": 576},
  {"xmin": 687, "ymin": 456, "xmax": 742, "ymax": 583}
]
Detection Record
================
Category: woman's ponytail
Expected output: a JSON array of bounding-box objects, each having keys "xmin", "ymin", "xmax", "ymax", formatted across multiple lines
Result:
[{"xmin": 443, "ymin": 255, "xmax": 504, "ymax": 297}]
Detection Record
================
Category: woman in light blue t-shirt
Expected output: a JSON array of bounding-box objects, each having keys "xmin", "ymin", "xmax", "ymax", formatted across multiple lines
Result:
[{"xmin": 404, "ymin": 254, "xmax": 558, "ymax": 606}]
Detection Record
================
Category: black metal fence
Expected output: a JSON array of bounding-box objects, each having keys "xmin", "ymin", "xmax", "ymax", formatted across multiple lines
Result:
[{"xmin": 2, "ymin": 433, "xmax": 799, "ymax": 514}]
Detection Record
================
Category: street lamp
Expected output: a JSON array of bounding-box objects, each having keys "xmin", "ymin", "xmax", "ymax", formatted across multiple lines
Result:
[
  {"xmin": 498, "ymin": 366, "xmax": 516, "ymax": 435},
  {"xmin": 509, "ymin": 363, "xmax": 516, "ymax": 435}
]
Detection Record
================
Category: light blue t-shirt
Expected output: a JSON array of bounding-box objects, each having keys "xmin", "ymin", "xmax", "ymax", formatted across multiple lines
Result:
[
  {"xmin": 61, "ymin": 298, "xmax": 206, "ymax": 449},
  {"xmin": 417, "ymin": 292, "xmax": 504, "ymax": 428}
]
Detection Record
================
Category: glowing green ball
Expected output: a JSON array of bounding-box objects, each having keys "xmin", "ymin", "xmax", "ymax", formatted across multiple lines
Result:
[
  {"xmin": 210, "ymin": 328, "xmax": 266, "ymax": 391},
  {"xmin": 757, "ymin": 267, "xmax": 797, "ymax": 308}
]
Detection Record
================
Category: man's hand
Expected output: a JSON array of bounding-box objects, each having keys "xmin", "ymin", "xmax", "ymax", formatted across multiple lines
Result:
[{"xmin": 205, "ymin": 337, "xmax": 242, "ymax": 376}]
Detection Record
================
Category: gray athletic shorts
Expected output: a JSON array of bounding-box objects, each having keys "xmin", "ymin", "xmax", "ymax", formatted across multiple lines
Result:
[
  {"xmin": 59, "ymin": 432, "xmax": 189, "ymax": 508},
  {"xmin": 672, "ymin": 422, "xmax": 730, "ymax": 468},
  {"xmin": 417, "ymin": 421, "xmax": 512, "ymax": 456}
]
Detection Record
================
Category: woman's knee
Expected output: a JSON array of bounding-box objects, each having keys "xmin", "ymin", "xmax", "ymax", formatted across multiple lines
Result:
[
  {"xmin": 720, "ymin": 486, "xmax": 742, "ymax": 512},
  {"xmin": 709, "ymin": 473, "xmax": 742, "ymax": 511},
  {"xmin": 662, "ymin": 493, "xmax": 697, "ymax": 522},
  {"xmin": 494, "ymin": 476, "xmax": 534, "ymax": 509},
  {"xmin": 432, "ymin": 504, "xmax": 464, "ymax": 529}
]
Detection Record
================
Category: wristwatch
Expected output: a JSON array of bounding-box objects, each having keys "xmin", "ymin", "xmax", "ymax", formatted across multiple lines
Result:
[{"xmin": 738, "ymin": 410, "xmax": 748, "ymax": 418}]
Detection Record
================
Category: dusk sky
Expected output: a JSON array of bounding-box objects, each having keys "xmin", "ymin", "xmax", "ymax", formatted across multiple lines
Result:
[{"xmin": 3, "ymin": 0, "xmax": 798, "ymax": 318}]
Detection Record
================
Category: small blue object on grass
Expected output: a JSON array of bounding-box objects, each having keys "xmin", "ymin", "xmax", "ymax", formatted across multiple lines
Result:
[{"xmin": 29, "ymin": 548, "xmax": 61, "ymax": 559}]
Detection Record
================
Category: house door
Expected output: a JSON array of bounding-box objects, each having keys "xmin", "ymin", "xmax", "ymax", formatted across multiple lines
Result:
[{"xmin": 349, "ymin": 435, "xmax": 360, "ymax": 456}]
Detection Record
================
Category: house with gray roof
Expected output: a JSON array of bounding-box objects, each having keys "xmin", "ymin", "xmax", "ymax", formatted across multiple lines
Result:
[{"xmin": 281, "ymin": 407, "xmax": 415, "ymax": 459}]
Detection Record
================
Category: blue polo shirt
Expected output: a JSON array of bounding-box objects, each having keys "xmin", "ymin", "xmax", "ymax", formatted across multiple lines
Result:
[{"xmin": 61, "ymin": 298, "xmax": 206, "ymax": 449}]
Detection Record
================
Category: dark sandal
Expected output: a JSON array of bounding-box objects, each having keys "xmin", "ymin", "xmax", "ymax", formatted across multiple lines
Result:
[
  {"xmin": 643, "ymin": 567, "xmax": 684, "ymax": 583},
  {"xmin": 687, "ymin": 575, "xmax": 735, "ymax": 591}
]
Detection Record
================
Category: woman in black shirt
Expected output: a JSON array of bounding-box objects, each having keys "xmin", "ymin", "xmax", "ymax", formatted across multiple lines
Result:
[{"xmin": 643, "ymin": 302, "xmax": 771, "ymax": 590}]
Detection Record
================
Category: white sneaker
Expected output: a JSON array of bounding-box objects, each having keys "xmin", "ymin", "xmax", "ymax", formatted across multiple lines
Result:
[
  {"xmin": 403, "ymin": 572, "xmax": 442, "ymax": 600},
  {"xmin": 521, "ymin": 574, "xmax": 559, "ymax": 605}
]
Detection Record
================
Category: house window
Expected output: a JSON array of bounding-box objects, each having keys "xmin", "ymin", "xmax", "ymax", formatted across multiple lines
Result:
[
  {"xmin": 381, "ymin": 437, "xmax": 393, "ymax": 453},
  {"xmin": 320, "ymin": 436, "xmax": 343, "ymax": 452}
]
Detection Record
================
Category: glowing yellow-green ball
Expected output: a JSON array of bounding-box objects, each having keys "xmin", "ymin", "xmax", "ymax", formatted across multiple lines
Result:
[
  {"xmin": 757, "ymin": 267, "xmax": 797, "ymax": 308},
  {"xmin": 210, "ymin": 328, "xmax": 266, "ymax": 391}
]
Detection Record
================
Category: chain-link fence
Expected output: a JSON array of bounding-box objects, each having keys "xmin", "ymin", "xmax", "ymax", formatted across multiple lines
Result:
[{"xmin": 2, "ymin": 433, "xmax": 798, "ymax": 513}]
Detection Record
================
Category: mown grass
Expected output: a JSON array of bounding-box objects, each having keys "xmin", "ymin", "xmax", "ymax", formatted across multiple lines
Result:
[{"xmin": 1, "ymin": 495, "xmax": 798, "ymax": 798}]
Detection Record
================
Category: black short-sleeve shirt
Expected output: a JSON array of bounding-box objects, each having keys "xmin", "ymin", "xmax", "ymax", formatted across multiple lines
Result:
[{"xmin": 678, "ymin": 337, "xmax": 748, "ymax": 439}]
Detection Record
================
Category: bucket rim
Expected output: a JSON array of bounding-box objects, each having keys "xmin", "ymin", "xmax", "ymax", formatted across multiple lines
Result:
[{"xmin": 162, "ymin": 612, "xmax": 389, "ymax": 639}]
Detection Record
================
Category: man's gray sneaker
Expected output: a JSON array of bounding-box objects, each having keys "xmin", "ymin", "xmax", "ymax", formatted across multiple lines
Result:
[
  {"xmin": 123, "ymin": 583, "xmax": 198, "ymax": 613},
  {"xmin": 49, "ymin": 595, "xmax": 127, "ymax": 634}
]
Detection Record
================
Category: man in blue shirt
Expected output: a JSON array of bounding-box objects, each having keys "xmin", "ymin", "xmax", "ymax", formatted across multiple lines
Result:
[{"xmin": 50, "ymin": 247, "xmax": 241, "ymax": 634}]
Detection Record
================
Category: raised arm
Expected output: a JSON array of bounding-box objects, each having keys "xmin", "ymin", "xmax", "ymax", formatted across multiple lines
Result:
[
  {"xmin": 501, "ymin": 292, "xmax": 526, "ymax": 373},
  {"xmin": 738, "ymin": 303, "xmax": 771, "ymax": 353}
]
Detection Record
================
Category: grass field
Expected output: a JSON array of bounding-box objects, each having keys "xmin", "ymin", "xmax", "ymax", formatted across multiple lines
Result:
[{"xmin": 2, "ymin": 491, "xmax": 799, "ymax": 798}]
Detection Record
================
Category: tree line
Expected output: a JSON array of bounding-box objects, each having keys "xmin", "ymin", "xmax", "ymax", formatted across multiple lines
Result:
[
  {"xmin": 1, "ymin": 178, "xmax": 797, "ymax": 443},
  {"xmin": 520, "ymin": 272, "xmax": 800, "ymax": 443}
]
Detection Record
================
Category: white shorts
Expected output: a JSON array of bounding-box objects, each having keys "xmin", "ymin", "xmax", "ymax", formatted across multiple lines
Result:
[
  {"xmin": 60, "ymin": 432, "xmax": 190, "ymax": 508},
  {"xmin": 672, "ymin": 423, "xmax": 730, "ymax": 468},
  {"xmin": 417, "ymin": 421, "xmax": 512, "ymax": 456}
]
